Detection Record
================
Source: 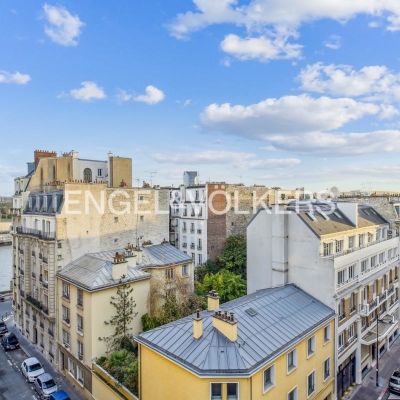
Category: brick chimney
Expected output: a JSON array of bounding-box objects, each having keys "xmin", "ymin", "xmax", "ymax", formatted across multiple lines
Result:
[
  {"xmin": 193, "ymin": 309, "xmax": 203, "ymax": 339},
  {"xmin": 207, "ymin": 290, "xmax": 220, "ymax": 311},
  {"xmin": 112, "ymin": 252, "xmax": 128, "ymax": 280},
  {"xmin": 212, "ymin": 311, "xmax": 237, "ymax": 342},
  {"xmin": 124, "ymin": 243, "xmax": 143, "ymax": 265},
  {"xmin": 34, "ymin": 150, "xmax": 57, "ymax": 168}
]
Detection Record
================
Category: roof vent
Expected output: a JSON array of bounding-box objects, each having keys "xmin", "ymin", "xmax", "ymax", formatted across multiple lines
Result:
[{"xmin": 245, "ymin": 308, "xmax": 258, "ymax": 317}]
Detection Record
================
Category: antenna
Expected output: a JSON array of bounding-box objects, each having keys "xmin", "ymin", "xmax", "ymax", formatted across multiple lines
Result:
[{"xmin": 145, "ymin": 170, "xmax": 158, "ymax": 186}]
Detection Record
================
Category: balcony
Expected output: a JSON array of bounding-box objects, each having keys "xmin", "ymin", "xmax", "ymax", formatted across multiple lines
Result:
[
  {"xmin": 16, "ymin": 227, "xmax": 55, "ymax": 241},
  {"xmin": 388, "ymin": 286, "xmax": 395, "ymax": 297},
  {"xmin": 26, "ymin": 295, "xmax": 42, "ymax": 311}
]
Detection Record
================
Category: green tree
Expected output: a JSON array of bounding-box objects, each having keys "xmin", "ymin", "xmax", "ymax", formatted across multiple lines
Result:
[
  {"xmin": 195, "ymin": 269, "xmax": 246, "ymax": 302},
  {"xmin": 217, "ymin": 235, "xmax": 247, "ymax": 279},
  {"xmin": 102, "ymin": 276, "xmax": 137, "ymax": 351}
]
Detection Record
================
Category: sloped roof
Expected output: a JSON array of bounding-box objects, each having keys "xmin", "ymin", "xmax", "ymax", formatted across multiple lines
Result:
[
  {"xmin": 58, "ymin": 243, "xmax": 191, "ymax": 291},
  {"xmin": 136, "ymin": 285, "xmax": 334, "ymax": 376}
]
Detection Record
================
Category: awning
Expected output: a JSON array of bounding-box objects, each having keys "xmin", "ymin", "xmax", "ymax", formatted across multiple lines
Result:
[{"xmin": 361, "ymin": 320, "xmax": 398, "ymax": 346}]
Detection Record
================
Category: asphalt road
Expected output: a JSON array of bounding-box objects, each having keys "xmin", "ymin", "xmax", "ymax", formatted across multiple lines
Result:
[{"xmin": 0, "ymin": 300, "xmax": 83, "ymax": 400}]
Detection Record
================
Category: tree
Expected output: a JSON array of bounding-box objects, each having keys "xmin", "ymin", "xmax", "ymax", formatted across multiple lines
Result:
[
  {"xmin": 101, "ymin": 276, "xmax": 137, "ymax": 352},
  {"xmin": 217, "ymin": 235, "xmax": 247, "ymax": 279},
  {"xmin": 195, "ymin": 269, "xmax": 246, "ymax": 302}
]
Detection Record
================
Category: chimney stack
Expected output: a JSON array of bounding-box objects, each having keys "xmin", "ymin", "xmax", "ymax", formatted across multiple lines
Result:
[
  {"xmin": 207, "ymin": 290, "xmax": 220, "ymax": 311},
  {"xmin": 212, "ymin": 311, "xmax": 237, "ymax": 342},
  {"xmin": 112, "ymin": 252, "xmax": 128, "ymax": 280},
  {"xmin": 193, "ymin": 309, "xmax": 203, "ymax": 339}
]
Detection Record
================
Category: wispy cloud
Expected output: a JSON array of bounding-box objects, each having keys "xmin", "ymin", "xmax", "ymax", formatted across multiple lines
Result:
[
  {"xmin": 0, "ymin": 70, "xmax": 31, "ymax": 85},
  {"xmin": 43, "ymin": 4, "xmax": 84, "ymax": 46}
]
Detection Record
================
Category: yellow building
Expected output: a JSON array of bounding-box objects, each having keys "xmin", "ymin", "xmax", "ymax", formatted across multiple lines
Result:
[
  {"xmin": 56, "ymin": 242, "xmax": 194, "ymax": 399},
  {"xmin": 136, "ymin": 284, "xmax": 336, "ymax": 400}
]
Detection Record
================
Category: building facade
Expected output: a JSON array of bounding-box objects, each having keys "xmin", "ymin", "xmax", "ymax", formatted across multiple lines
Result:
[
  {"xmin": 12, "ymin": 150, "xmax": 169, "ymax": 367},
  {"xmin": 136, "ymin": 285, "xmax": 336, "ymax": 400},
  {"xmin": 56, "ymin": 243, "xmax": 193, "ymax": 399},
  {"xmin": 247, "ymin": 201, "xmax": 400, "ymax": 399},
  {"xmin": 170, "ymin": 177, "xmax": 303, "ymax": 266}
]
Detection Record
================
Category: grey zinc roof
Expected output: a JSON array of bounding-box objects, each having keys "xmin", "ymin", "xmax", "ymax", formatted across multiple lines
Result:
[
  {"xmin": 136, "ymin": 284, "xmax": 335, "ymax": 376},
  {"xmin": 57, "ymin": 243, "xmax": 190, "ymax": 291}
]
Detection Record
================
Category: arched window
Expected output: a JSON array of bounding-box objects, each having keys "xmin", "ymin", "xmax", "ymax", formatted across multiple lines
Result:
[{"xmin": 83, "ymin": 168, "xmax": 92, "ymax": 182}]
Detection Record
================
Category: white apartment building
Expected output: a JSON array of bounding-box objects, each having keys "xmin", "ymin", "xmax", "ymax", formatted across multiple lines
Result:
[{"xmin": 247, "ymin": 201, "xmax": 400, "ymax": 399}]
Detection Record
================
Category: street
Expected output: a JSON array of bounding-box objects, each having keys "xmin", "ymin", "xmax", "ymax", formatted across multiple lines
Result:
[
  {"xmin": 349, "ymin": 336, "xmax": 400, "ymax": 400},
  {"xmin": 0, "ymin": 300, "xmax": 83, "ymax": 400}
]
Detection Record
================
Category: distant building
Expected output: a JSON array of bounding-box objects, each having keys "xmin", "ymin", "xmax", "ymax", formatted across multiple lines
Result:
[
  {"xmin": 12, "ymin": 150, "xmax": 169, "ymax": 367},
  {"xmin": 247, "ymin": 201, "xmax": 400, "ymax": 398},
  {"xmin": 136, "ymin": 285, "xmax": 336, "ymax": 400},
  {"xmin": 183, "ymin": 171, "xmax": 198, "ymax": 186},
  {"xmin": 57, "ymin": 242, "xmax": 193, "ymax": 399},
  {"xmin": 170, "ymin": 177, "xmax": 303, "ymax": 266}
]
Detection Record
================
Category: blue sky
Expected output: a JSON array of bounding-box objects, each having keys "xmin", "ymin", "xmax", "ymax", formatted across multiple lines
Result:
[{"xmin": 1, "ymin": 0, "xmax": 400, "ymax": 195}]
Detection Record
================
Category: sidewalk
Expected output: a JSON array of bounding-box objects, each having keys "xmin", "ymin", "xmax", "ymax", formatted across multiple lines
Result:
[
  {"xmin": 9, "ymin": 322, "xmax": 84, "ymax": 400},
  {"xmin": 348, "ymin": 338, "xmax": 400, "ymax": 400}
]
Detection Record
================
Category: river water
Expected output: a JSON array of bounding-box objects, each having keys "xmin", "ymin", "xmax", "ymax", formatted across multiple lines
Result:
[{"xmin": 0, "ymin": 245, "xmax": 12, "ymax": 291}]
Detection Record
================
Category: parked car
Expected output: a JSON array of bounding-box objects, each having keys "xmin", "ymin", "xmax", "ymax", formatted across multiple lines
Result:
[
  {"xmin": 0, "ymin": 321, "xmax": 8, "ymax": 336},
  {"xmin": 21, "ymin": 357, "xmax": 45, "ymax": 382},
  {"xmin": 1, "ymin": 332, "xmax": 19, "ymax": 351},
  {"xmin": 49, "ymin": 390, "xmax": 70, "ymax": 400},
  {"xmin": 34, "ymin": 373, "xmax": 58, "ymax": 399},
  {"xmin": 389, "ymin": 369, "xmax": 400, "ymax": 394}
]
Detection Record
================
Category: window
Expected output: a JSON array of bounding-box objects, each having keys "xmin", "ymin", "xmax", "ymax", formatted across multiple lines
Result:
[
  {"xmin": 307, "ymin": 336, "xmax": 315, "ymax": 357},
  {"xmin": 211, "ymin": 383, "xmax": 222, "ymax": 400},
  {"xmin": 338, "ymin": 299, "xmax": 345, "ymax": 320},
  {"xmin": 337, "ymin": 270, "xmax": 346, "ymax": 286},
  {"xmin": 114, "ymin": 216, "xmax": 118, "ymax": 223},
  {"xmin": 335, "ymin": 240, "xmax": 344, "ymax": 253},
  {"xmin": 350, "ymin": 292, "xmax": 357, "ymax": 313},
  {"xmin": 62, "ymin": 330, "xmax": 70, "ymax": 347},
  {"xmin": 359, "ymin": 233, "xmax": 365, "ymax": 247},
  {"xmin": 165, "ymin": 268, "xmax": 174, "ymax": 280},
  {"xmin": 307, "ymin": 372, "xmax": 315, "ymax": 397},
  {"xmin": 62, "ymin": 306, "xmax": 70, "ymax": 324},
  {"xmin": 287, "ymin": 349, "xmax": 297, "ymax": 372},
  {"xmin": 263, "ymin": 365, "xmax": 275, "ymax": 391},
  {"xmin": 338, "ymin": 332, "xmax": 345, "ymax": 349},
  {"xmin": 324, "ymin": 325, "xmax": 331, "ymax": 343},
  {"xmin": 371, "ymin": 255, "xmax": 377, "ymax": 268},
  {"xmin": 379, "ymin": 252, "xmax": 385, "ymax": 264},
  {"xmin": 288, "ymin": 387, "xmax": 298, "ymax": 400},
  {"xmin": 77, "ymin": 341, "xmax": 84, "ymax": 360},
  {"xmin": 77, "ymin": 289, "xmax": 83, "ymax": 307},
  {"xmin": 324, "ymin": 358, "xmax": 330, "ymax": 380},
  {"xmin": 198, "ymin": 254, "xmax": 202, "ymax": 265},
  {"xmin": 140, "ymin": 215, "xmax": 144, "ymax": 222},
  {"xmin": 348, "ymin": 264, "xmax": 355, "ymax": 280},
  {"xmin": 323, "ymin": 242, "xmax": 333, "ymax": 256},
  {"xmin": 182, "ymin": 264, "xmax": 189, "ymax": 276},
  {"xmin": 76, "ymin": 365, "xmax": 84, "ymax": 384},
  {"xmin": 97, "ymin": 168, "xmax": 102, "ymax": 177},
  {"xmin": 348, "ymin": 323, "xmax": 355, "ymax": 341},
  {"xmin": 83, "ymin": 168, "xmax": 92, "ymax": 182},
  {"xmin": 68, "ymin": 357, "xmax": 76, "ymax": 377},
  {"xmin": 361, "ymin": 259, "xmax": 369, "ymax": 273},
  {"xmin": 348, "ymin": 236, "xmax": 355, "ymax": 249},
  {"xmin": 77, "ymin": 314, "xmax": 83, "ymax": 333},
  {"xmin": 227, "ymin": 383, "xmax": 238, "ymax": 400},
  {"xmin": 62, "ymin": 282, "xmax": 70, "ymax": 299}
]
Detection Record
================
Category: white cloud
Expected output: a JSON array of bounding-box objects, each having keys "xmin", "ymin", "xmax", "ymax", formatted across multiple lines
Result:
[
  {"xmin": 133, "ymin": 85, "xmax": 165, "ymax": 105},
  {"xmin": 220, "ymin": 33, "xmax": 302, "ymax": 61},
  {"xmin": 69, "ymin": 81, "xmax": 106, "ymax": 102},
  {"xmin": 0, "ymin": 70, "xmax": 31, "ymax": 85},
  {"xmin": 43, "ymin": 4, "xmax": 84, "ymax": 46},
  {"xmin": 265, "ymin": 130, "xmax": 400, "ymax": 155},
  {"xmin": 201, "ymin": 94, "xmax": 379, "ymax": 138},
  {"xmin": 299, "ymin": 63, "xmax": 400, "ymax": 101},
  {"xmin": 153, "ymin": 150, "xmax": 300, "ymax": 169},
  {"xmin": 169, "ymin": 0, "xmax": 400, "ymax": 62},
  {"xmin": 324, "ymin": 35, "xmax": 341, "ymax": 50}
]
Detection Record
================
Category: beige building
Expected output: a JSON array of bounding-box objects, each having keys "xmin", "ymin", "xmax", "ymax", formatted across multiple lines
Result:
[
  {"xmin": 56, "ymin": 242, "xmax": 193, "ymax": 399},
  {"xmin": 12, "ymin": 150, "xmax": 169, "ymax": 367}
]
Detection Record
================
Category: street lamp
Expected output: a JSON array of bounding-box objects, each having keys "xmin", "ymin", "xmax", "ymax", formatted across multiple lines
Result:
[{"xmin": 376, "ymin": 313, "xmax": 395, "ymax": 387}]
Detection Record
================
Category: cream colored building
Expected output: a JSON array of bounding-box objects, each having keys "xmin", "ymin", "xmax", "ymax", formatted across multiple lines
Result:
[
  {"xmin": 12, "ymin": 150, "xmax": 169, "ymax": 367},
  {"xmin": 55, "ymin": 242, "xmax": 193, "ymax": 399},
  {"xmin": 136, "ymin": 285, "xmax": 336, "ymax": 400},
  {"xmin": 247, "ymin": 201, "xmax": 400, "ymax": 399}
]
